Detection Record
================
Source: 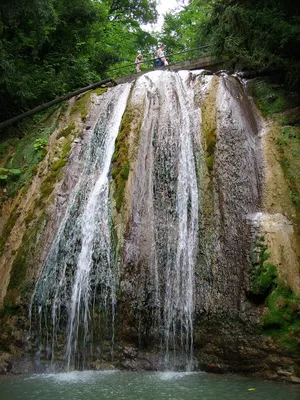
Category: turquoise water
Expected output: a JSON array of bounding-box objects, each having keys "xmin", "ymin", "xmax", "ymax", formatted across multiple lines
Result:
[{"xmin": 0, "ymin": 371, "xmax": 299, "ymax": 400}]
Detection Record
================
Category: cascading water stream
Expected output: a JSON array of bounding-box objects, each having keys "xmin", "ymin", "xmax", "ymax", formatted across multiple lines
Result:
[
  {"xmin": 163, "ymin": 72, "xmax": 199, "ymax": 368},
  {"xmin": 122, "ymin": 71, "xmax": 200, "ymax": 369},
  {"xmin": 30, "ymin": 83, "xmax": 131, "ymax": 369},
  {"xmin": 29, "ymin": 70, "xmax": 262, "ymax": 372}
]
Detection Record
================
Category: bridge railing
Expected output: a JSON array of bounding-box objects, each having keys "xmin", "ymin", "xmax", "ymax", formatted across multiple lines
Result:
[{"xmin": 105, "ymin": 45, "xmax": 212, "ymax": 78}]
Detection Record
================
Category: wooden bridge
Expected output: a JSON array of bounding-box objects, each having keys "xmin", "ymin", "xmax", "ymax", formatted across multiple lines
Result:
[{"xmin": 115, "ymin": 55, "xmax": 222, "ymax": 84}]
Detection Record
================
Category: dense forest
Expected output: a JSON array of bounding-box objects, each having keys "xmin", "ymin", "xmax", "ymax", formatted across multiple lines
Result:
[{"xmin": 0, "ymin": 0, "xmax": 299, "ymax": 123}]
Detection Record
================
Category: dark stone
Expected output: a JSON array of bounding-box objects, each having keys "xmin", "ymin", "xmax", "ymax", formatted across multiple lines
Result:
[{"xmin": 11, "ymin": 359, "xmax": 35, "ymax": 374}]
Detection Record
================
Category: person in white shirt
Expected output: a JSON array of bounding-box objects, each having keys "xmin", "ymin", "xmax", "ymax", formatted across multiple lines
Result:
[
  {"xmin": 156, "ymin": 44, "xmax": 168, "ymax": 67},
  {"xmin": 135, "ymin": 53, "xmax": 143, "ymax": 73}
]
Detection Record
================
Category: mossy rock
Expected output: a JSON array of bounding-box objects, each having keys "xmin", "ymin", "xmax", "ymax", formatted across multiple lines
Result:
[
  {"xmin": 3, "ymin": 289, "xmax": 20, "ymax": 314},
  {"xmin": 56, "ymin": 122, "xmax": 75, "ymax": 139},
  {"xmin": 0, "ymin": 105, "xmax": 64, "ymax": 199},
  {"xmin": 251, "ymin": 79, "xmax": 300, "ymax": 117},
  {"xmin": 111, "ymin": 107, "xmax": 134, "ymax": 212},
  {"xmin": 201, "ymin": 76, "xmax": 218, "ymax": 173},
  {"xmin": 7, "ymin": 213, "xmax": 48, "ymax": 303},
  {"xmin": 0, "ymin": 210, "xmax": 20, "ymax": 255},
  {"xmin": 70, "ymin": 88, "xmax": 107, "ymax": 121},
  {"xmin": 276, "ymin": 124, "xmax": 300, "ymax": 213}
]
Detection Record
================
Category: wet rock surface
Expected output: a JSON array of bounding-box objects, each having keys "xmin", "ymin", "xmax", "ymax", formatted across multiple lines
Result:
[{"xmin": 0, "ymin": 71, "xmax": 299, "ymax": 383}]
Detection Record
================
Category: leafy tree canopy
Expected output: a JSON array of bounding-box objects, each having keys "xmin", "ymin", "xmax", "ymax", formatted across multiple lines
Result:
[
  {"xmin": 0, "ymin": 0, "xmax": 158, "ymax": 123},
  {"xmin": 196, "ymin": 0, "xmax": 300, "ymax": 86},
  {"xmin": 105, "ymin": 0, "xmax": 158, "ymax": 24},
  {"xmin": 158, "ymin": 1, "xmax": 208, "ymax": 60},
  {"xmin": 159, "ymin": 0, "xmax": 300, "ymax": 86}
]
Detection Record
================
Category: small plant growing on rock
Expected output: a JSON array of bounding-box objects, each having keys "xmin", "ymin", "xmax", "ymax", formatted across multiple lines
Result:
[
  {"xmin": 250, "ymin": 236, "xmax": 278, "ymax": 300},
  {"xmin": 253, "ymin": 237, "xmax": 278, "ymax": 297},
  {"xmin": 0, "ymin": 167, "xmax": 21, "ymax": 180},
  {"xmin": 34, "ymin": 138, "xmax": 47, "ymax": 151}
]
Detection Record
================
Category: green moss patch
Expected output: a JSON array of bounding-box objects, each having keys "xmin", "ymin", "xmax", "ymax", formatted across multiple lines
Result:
[
  {"xmin": 201, "ymin": 77, "xmax": 218, "ymax": 173},
  {"xmin": 40, "ymin": 126, "xmax": 74, "ymax": 201},
  {"xmin": 70, "ymin": 88, "xmax": 107, "ymax": 121},
  {"xmin": 3, "ymin": 121, "xmax": 74, "ymax": 303},
  {"xmin": 252, "ymin": 78, "xmax": 300, "ymax": 224},
  {"xmin": 112, "ymin": 108, "xmax": 133, "ymax": 212},
  {"xmin": 7, "ymin": 217, "xmax": 44, "ymax": 293},
  {"xmin": 277, "ymin": 125, "xmax": 300, "ymax": 212},
  {"xmin": 250, "ymin": 237, "xmax": 300, "ymax": 355},
  {"xmin": 0, "ymin": 209, "xmax": 20, "ymax": 255},
  {"xmin": 56, "ymin": 121, "xmax": 75, "ymax": 139},
  {"xmin": 4, "ymin": 212, "xmax": 49, "ymax": 321},
  {"xmin": 279, "ymin": 107, "xmax": 300, "ymax": 127},
  {"xmin": 251, "ymin": 80, "xmax": 293, "ymax": 117},
  {"xmin": 263, "ymin": 285, "xmax": 300, "ymax": 330},
  {"xmin": 0, "ymin": 118, "xmax": 75, "ymax": 259},
  {"xmin": 92, "ymin": 88, "xmax": 107, "ymax": 96},
  {"xmin": 262, "ymin": 284, "xmax": 300, "ymax": 356},
  {"xmin": 2, "ymin": 289, "xmax": 20, "ymax": 316},
  {"xmin": 250, "ymin": 236, "xmax": 278, "ymax": 299},
  {"xmin": 0, "ymin": 104, "xmax": 63, "ymax": 199}
]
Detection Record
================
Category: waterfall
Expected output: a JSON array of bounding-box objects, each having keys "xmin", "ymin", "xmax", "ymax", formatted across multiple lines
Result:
[
  {"xmin": 30, "ymin": 83, "xmax": 131, "ymax": 369},
  {"xmin": 121, "ymin": 71, "xmax": 200, "ymax": 369},
  {"xmin": 29, "ymin": 70, "xmax": 262, "ymax": 372}
]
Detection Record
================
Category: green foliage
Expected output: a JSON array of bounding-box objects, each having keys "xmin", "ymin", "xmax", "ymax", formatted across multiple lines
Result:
[
  {"xmin": 158, "ymin": 2, "xmax": 209, "ymax": 62},
  {"xmin": 251, "ymin": 79, "xmax": 300, "ymax": 215},
  {"xmin": 0, "ymin": 167, "xmax": 21, "ymax": 180},
  {"xmin": 263, "ymin": 285, "xmax": 299, "ymax": 329},
  {"xmin": 254, "ymin": 263, "xmax": 278, "ymax": 297},
  {"xmin": 5, "ymin": 120, "xmax": 76, "ymax": 294},
  {"xmin": 251, "ymin": 80, "xmax": 289, "ymax": 117},
  {"xmin": 106, "ymin": 0, "xmax": 157, "ymax": 24},
  {"xmin": 112, "ymin": 109, "xmax": 133, "ymax": 211},
  {"xmin": 251, "ymin": 236, "xmax": 278, "ymax": 298},
  {"xmin": 0, "ymin": 0, "xmax": 157, "ymax": 123},
  {"xmin": 278, "ymin": 126, "xmax": 300, "ymax": 212},
  {"xmin": 120, "ymin": 161, "xmax": 129, "ymax": 180},
  {"xmin": 279, "ymin": 108, "xmax": 300, "ymax": 127},
  {"xmin": 34, "ymin": 138, "xmax": 47, "ymax": 151},
  {"xmin": 249, "ymin": 237, "xmax": 300, "ymax": 354},
  {"xmin": 0, "ymin": 105, "xmax": 61, "ymax": 198},
  {"xmin": 262, "ymin": 284, "xmax": 300, "ymax": 356},
  {"xmin": 104, "ymin": 22, "xmax": 157, "ymax": 78},
  {"xmin": 198, "ymin": 0, "xmax": 300, "ymax": 87}
]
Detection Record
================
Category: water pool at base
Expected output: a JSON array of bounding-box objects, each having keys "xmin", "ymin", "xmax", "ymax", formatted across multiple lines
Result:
[{"xmin": 0, "ymin": 371, "xmax": 299, "ymax": 400}]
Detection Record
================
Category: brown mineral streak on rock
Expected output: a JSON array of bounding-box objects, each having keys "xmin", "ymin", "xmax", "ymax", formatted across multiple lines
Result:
[
  {"xmin": 0, "ymin": 92, "xmax": 103, "ymax": 305},
  {"xmin": 260, "ymin": 119, "xmax": 300, "ymax": 295},
  {"xmin": 262, "ymin": 121, "xmax": 295, "ymax": 215}
]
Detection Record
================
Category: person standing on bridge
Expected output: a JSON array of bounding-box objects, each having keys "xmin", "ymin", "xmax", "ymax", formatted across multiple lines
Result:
[
  {"xmin": 135, "ymin": 53, "xmax": 143, "ymax": 73},
  {"xmin": 156, "ymin": 44, "xmax": 168, "ymax": 67}
]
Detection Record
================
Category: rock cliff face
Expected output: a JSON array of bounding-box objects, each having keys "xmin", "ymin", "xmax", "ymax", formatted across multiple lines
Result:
[{"xmin": 0, "ymin": 71, "xmax": 299, "ymax": 382}]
